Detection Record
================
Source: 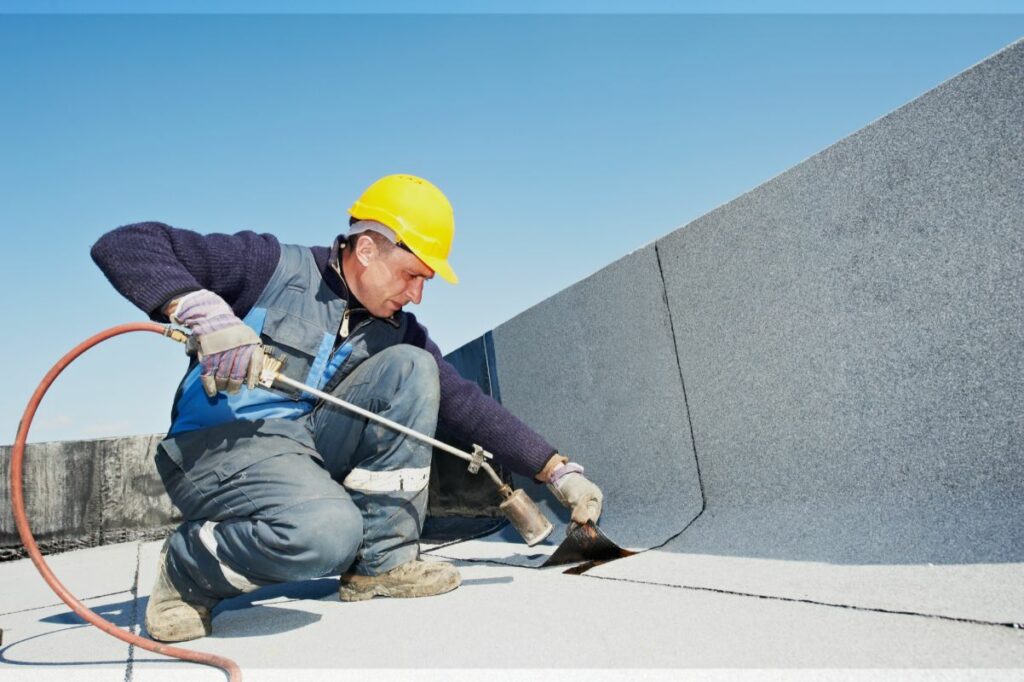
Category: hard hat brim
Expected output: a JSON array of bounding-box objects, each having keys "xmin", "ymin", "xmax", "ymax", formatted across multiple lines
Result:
[{"xmin": 416, "ymin": 251, "xmax": 459, "ymax": 285}]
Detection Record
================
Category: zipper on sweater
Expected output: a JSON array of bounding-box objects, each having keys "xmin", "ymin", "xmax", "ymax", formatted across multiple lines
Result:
[
  {"xmin": 338, "ymin": 307, "xmax": 374, "ymax": 343},
  {"xmin": 332, "ymin": 309, "xmax": 373, "ymax": 361},
  {"xmin": 339, "ymin": 308, "xmax": 351, "ymax": 340},
  {"xmin": 345, "ymin": 314, "xmax": 375, "ymax": 340}
]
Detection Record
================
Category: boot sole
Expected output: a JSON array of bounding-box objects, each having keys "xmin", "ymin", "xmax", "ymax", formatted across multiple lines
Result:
[
  {"xmin": 144, "ymin": 612, "xmax": 212, "ymax": 643},
  {"xmin": 339, "ymin": 573, "xmax": 460, "ymax": 602}
]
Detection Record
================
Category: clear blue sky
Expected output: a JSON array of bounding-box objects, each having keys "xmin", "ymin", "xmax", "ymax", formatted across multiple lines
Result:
[{"xmin": 2, "ymin": 7, "xmax": 1023, "ymax": 443}]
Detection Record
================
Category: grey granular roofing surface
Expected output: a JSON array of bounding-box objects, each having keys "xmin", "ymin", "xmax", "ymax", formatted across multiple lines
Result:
[
  {"xmin": 1, "ymin": 538, "xmax": 1023, "ymax": 680},
  {"xmin": 491, "ymin": 243, "xmax": 703, "ymax": 550}
]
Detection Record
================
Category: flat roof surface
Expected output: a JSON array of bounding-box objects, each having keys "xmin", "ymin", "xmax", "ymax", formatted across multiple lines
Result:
[{"xmin": 2, "ymin": 537, "xmax": 1022, "ymax": 681}]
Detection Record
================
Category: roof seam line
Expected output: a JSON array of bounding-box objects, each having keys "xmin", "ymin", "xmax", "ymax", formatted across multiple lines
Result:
[
  {"xmin": 0, "ymin": 589, "xmax": 133, "ymax": 617},
  {"xmin": 122, "ymin": 540, "xmax": 142, "ymax": 681},
  {"xmin": 582, "ymin": 573, "xmax": 1024, "ymax": 630},
  {"xmin": 654, "ymin": 243, "xmax": 707, "ymax": 517}
]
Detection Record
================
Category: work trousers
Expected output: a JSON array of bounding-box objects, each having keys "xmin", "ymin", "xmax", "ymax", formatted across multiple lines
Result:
[{"xmin": 154, "ymin": 345, "xmax": 440, "ymax": 606}]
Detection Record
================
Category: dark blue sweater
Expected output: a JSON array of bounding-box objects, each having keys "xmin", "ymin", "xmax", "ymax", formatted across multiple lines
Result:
[{"xmin": 90, "ymin": 221, "xmax": 556, "ymax": 477}]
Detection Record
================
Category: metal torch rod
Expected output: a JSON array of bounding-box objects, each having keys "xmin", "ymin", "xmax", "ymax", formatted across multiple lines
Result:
[{"xmin": 271, "ymin": 373, "xmax": 506, "ymax": 489}]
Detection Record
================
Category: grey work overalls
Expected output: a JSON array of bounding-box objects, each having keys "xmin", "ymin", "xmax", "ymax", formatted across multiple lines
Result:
[{"xmin": 154, "ymin": 244, "xmax": 440, "ymax": 605}]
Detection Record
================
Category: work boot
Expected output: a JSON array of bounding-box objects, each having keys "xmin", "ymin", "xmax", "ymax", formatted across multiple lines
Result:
[
  {"xmin": 339, "ymin": 559, "xmax": 461, "ymax": 602},
  {"xmin": 144, "ymin": 541, "xmax": 217, "ymax": 643}
]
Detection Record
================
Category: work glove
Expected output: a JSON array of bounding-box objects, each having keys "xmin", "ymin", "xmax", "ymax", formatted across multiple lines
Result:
[
  {"xmin": 546, "ymin": 461, "xmax": 603, "ymax": 525},
  {"xmin": 170, "ymin": 289, "xmax": 264, "ymax": 398}
]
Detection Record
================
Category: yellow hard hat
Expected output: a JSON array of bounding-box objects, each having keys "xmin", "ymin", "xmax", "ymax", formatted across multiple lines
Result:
[{"xmin": 348, "ymin": 174, "xmax": 458, "ymax": 284}]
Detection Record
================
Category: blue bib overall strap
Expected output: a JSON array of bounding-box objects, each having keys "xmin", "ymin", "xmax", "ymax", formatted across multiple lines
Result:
[
  {"xmin": 168, "ymin": 307, "xmax": 326, "ymax": 435},
  {"xmin": 168, "ymin": 244, "xmax": 347, "ymax": 435},
  {"xmin": 165, "ymin": 244, "xmax": 408, "ymax": 436}
]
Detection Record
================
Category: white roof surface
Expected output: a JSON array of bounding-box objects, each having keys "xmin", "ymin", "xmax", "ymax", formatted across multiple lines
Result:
[{"xmin": 2, "ymin": 537, "xmax": 1022, "ymax": 681}]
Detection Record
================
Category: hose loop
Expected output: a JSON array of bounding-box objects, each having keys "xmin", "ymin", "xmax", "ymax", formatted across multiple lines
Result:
[{"xmin": 10, "ymin": 322, "xmax": 241, "ymax": 681}]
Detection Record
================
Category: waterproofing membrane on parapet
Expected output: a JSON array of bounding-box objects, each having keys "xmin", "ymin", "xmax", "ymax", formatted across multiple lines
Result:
[
  {"xmin": 590, "ymin": 40, "xmax": 1024, "ymax": 617},
  {"xmin": 424, "ymin": 331, "xmax": 510, "ymax": 532},
  {"xmin": 436, "ymin": 40, "xmax": 1024, "ymax": 625},
  {"xmin": 438, "ymin": 330, "xmax": 502, "ymax": 403},
  {"xmin": 495, "ymin": 244, "xmax": 704, "ymax": 547},
  {"xmin": 431, "ymin": 245, "xmax": 703, "ymax": 567},
  {"xmin": 0, "ymin": 435, "xmax": 180, "ymax": 560}
]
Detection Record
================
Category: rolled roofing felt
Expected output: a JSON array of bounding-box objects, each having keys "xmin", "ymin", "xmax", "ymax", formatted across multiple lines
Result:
[{"xmin": 543, "ymin": 522, "xmax": 635, "ymax": 570}]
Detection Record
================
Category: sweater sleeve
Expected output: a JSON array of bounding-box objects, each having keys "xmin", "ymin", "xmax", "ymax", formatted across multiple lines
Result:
[
  {"xmin": 90, "ymin": 221, "xmax": 281, "ymax": 321},
  {"xmin": 404, "ymin": 317, "xmax": 557, "ymax": 478}
]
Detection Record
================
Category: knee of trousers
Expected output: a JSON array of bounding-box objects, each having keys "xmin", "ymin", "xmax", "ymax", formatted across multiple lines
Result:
[
  {"xmin": 372, "ymin": 345, "xmax": 440, "ymax": 412},
  {"xmin": 263, "ymin": 498, "xmax": 364, "ymax": 579}
]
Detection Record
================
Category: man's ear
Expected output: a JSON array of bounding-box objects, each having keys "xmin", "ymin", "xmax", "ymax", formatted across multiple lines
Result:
[{"xmin": 354, "ymin": 233, "xmax": 378, "ymax": 267}]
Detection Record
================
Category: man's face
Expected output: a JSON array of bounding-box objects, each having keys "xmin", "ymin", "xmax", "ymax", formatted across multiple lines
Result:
[{"xmin": 359, "ymin": 242, "xmax": 435, "ymax": 317}]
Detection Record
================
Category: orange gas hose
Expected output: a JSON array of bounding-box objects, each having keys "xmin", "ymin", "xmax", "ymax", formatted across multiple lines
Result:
[{"xmin": 10, "ymin": 322, "xmax": 241, "ymax": 681}]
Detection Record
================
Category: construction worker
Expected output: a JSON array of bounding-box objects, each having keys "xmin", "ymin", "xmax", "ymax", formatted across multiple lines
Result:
[{"xmin": 91, "ymin": 174, "xmax": 604, "ymax": 643}]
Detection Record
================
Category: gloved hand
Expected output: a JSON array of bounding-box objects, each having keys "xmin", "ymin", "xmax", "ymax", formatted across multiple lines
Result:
[
  {"xmin": 170, "ymin": 289, "xmax": 264, "ymax": 397},
  {"xmin": 546, "ymin": 461, "xmax": 603, "ymax": 525}
]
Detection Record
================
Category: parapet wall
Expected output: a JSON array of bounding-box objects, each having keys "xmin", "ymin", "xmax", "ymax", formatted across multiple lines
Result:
[
  {"xmin": 651, "ymin": 37, "xmax": 1024, "ymax": 565},
  {"xmin": 0, "ymin": 435, "xmax": 179, "ymax": 560},
  {"xmin": 447, "ymin": 37, "xmax": 1024, "ymax": 562}
]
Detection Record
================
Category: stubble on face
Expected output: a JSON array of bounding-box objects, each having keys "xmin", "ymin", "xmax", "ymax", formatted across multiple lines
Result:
[{"xmin": 362, "ymin": 248, "xmax": 434, "ymax": 318}]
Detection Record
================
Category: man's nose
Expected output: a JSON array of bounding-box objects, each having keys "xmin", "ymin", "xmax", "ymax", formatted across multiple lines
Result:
[{"xmin": 407, "ymin": 278, "xmax": 424, "ymax": 305}]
